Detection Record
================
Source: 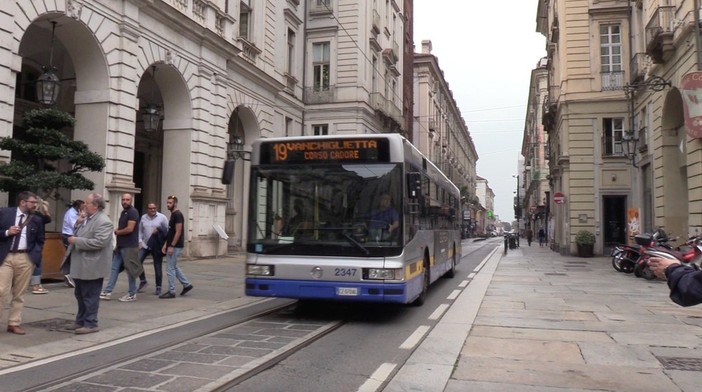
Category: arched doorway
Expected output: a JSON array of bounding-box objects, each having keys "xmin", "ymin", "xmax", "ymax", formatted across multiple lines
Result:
[
  {"xmin": 226, "ymin": 106, "xmax": 257, "ymax": 249},
  {"xmin": 660, "ymin": 88, "xmax": 688, "ymax": 236},
  {"xmin": 134, "ymin": 65, "xmax": 165, "ymax": 214}
]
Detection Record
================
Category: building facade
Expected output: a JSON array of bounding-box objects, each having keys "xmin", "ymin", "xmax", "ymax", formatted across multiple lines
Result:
[
  {"xmin": 522, "ymin": 58, "xmax": 551, "ymax": 243},
  {"xmin": 476, "ymin": 176, "xmax": 496, "ymax": 235},
  {"xmin": 3, "ymin": 0, "xmax": 409, "ymax": 257},
  {"xmin": 536, "ymin": 0, "xmax": 702, "ymax": 255}
]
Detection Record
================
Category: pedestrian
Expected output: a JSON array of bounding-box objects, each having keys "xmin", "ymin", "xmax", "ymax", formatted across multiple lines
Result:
[
  {"xmin": 138, "ymin": 202, "xmax": 168, "ymax": 296},
  {"xmin": 100, "ymin": 193, "xmax": 142, "ymax": 302},
  {"xmin": 60, "ymin": 200, "xmax": 85, "ymax": 288},
  {"xmin": 525, "ymin": 227, "xmax": 533, "ymax": 246},
  {"xmin": 0, "ymin": 191, "xmax": 45, "ymax": 335},
  {"xmin": 538, "ymin": 227, "xmax": 546, "ymax": 247},
  {"xmin": 30, "ymin": 198, "xmax": 52, "ymax": 294},
  {"xmin": 62, "ymin": 192, "xmax": 113, "ymax": 334},
  {"xmin": 159, "ymin": 195, "xmax": 193, "ymax": 298}
]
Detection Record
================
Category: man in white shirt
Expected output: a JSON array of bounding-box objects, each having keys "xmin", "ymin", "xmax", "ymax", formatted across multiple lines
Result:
[
  {"xmin": 137, "ymin": 202, "xmax": 169, "ymax": 295},
  {"xmin": 60, "ymin": 200, "xmax": 85, "ymax": 288}
]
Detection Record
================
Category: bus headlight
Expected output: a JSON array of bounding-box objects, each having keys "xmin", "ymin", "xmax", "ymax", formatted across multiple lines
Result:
[
  {"xmin": 247, "ymin": 264, "xmax": 274, "ymax": 276},
  {"xmin": 366, "ymin": 268, "xmax": 403, "ymax": 280}
]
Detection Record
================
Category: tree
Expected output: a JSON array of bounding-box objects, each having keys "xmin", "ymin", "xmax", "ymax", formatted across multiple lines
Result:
[{"xmin": 0, "ymin": 108, "xmax": 105, "ymax": 199}]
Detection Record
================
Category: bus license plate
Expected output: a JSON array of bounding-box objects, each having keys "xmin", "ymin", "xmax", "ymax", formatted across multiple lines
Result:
[{"xmin": 337, "ymin": 287, "xmax": 358, "ymax": 296}]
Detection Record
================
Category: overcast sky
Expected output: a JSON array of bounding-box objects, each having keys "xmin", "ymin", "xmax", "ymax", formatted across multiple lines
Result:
[{"xmin": 413, "ymin": 1, "xmax": 546, "ymax": 222}]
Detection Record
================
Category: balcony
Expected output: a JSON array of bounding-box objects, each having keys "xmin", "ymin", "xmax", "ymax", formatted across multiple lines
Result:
[
  {"xmin": 304, "ymin": 85, "xmax": 336, "ymax": 104},
  {"xmin": 369, "ymin": 93, "xmax": 402, "ymax": 129},
  {"xmin": 238, "ymin": 38, "xmax": 261, "ymax": 64},
  {"xmin": 165, "ymin": 0, "xmax": 235, "ymax": 43},
  {"xmin": 601, "ymin": 71, "xmax": 624, "ymax": 91},
  {"xmin": 630, "ymin": 52, "xmax": 648, "ymax": 83},
  {"xmin": 428, "ymin": 117, "xmax": 438, "ymax": 131},
  {"xmin": 645, "ymin": 5, "xmax": 675, "ymax": 64}
]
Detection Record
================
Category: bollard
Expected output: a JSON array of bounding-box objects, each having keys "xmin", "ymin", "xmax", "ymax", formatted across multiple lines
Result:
[{"xmin": 504, "ymin": 235, "xmax": 508, "ymax": 254}]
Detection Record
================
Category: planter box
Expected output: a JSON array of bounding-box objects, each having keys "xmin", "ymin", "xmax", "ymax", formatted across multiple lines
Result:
[
  {"xmin": 41, "ymin": 232, "xmax": 66, "ymax": 280},
  {"xmin": 577, "ymin": 243, "xmax": 594, "ymax": 257}
]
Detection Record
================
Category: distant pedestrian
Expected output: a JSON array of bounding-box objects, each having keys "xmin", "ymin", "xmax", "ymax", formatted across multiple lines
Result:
[
  {"xmin": 538, "ymin": 227, "xmax": 546, "ymax": 247},
  {"xmin": 525, "ymin": 228, "xmax": 533, "ymax": 246},
  {"xmin": 159, "ymin": 195, "xmax": 193, "ymax": 298},
  {"xmin": 61, "ymin": 200, "xmax": 85, "ymax": 288},
  {"xmin": 100, "ymin": 193, "xmax": 141, "ymax": 302},
  {"xmin": 138, "ymin": 202, "xmax": 168, "ymax": 296},
  {"xmin": 30, "ymin": 198, "xmax": 52, "ymax": 294},
  {"xmin": 0, "ymin": 191, "xmax": 46, "ymax": 335},
  {"xmin": 62, "ymin": 192, "xmax": 113, "ymax": 334}
]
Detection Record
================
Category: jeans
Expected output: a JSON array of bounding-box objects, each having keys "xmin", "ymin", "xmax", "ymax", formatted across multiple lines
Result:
[
  {"xmin": 165, "ymin": 247, "xmax": 190, "ymax": 294},
  {"xmin": 139, "ymin": 247, "xmax": 164, "ymax": 289},
  {"xmin": 103, "ymin": 248, "xmax": 137, "ymax": 295}
]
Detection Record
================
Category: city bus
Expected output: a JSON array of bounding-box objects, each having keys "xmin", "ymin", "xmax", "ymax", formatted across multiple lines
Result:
[{"xmin": 244, "ymin": 134, "xmax": 462, "ymax": 305}]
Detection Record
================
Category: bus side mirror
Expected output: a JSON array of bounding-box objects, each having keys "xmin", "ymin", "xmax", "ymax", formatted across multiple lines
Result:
[
  {"xmin": 222, "ymin": 160, "xmax": 235, "ymax": 184},
  {"xmin": 407, "ymin": 172, "xmax": 421, "ymax": 198}
]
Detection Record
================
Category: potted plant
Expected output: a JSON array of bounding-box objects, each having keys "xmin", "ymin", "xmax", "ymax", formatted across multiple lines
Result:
[
  {"xmin": 0, "ymin": 108, "xmax": 105, "ymax": 278},
  {"xmin": 575, "ymin": 230, "xmax": 596, "ymax": 257}
]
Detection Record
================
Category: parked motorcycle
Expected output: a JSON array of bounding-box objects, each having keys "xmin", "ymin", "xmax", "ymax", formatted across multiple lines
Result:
[
  {"xmin": 643, "ymin": 236, "xmax": 702, "ymax": 275},
  {"xmin": 611, "ymin": 243, "xmax": 640, "ymax": 273}
]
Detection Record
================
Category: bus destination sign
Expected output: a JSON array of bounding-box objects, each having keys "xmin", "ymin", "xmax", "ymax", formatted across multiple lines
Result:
[{"xmin": 262, "ymin": 138, "xmax": 389, "ymax": 164}]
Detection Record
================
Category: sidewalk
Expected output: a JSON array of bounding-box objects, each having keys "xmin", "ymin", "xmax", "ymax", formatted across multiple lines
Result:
[
  {"xmin": 0, "ymin": 253, "xmax": 255, "ymax": 369},
  {"xmin": 390, "ymin": 242, "xmax": 702, "ymax": 392}
]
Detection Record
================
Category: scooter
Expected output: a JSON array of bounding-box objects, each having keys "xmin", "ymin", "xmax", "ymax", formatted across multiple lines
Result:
[{"xmin": 633, "ymin": 229, "xmax": 673, "ymax": 280}]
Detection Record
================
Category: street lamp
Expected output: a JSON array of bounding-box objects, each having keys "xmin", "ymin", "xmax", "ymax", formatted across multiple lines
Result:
[
  {"xmin": 36, "ymin": 21, "xmax": 60, "ymax": 106},
  {"xmin": 622, "ymin": 76, "xmax": 671, "ymax": 167},
  {"xmin": 221, "ymin": 134, "xmax": 250, "ymax": 184}
]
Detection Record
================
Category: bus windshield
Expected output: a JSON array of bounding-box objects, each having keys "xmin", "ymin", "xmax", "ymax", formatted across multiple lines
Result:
[{"xmin": 247, "ymin": 162, "xmax": 404, "ymax": 257}]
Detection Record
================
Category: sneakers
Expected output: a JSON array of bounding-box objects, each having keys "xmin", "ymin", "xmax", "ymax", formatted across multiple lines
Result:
[
  {"xmin": 181, "ymin": 284, "xmax": 194, "ymax": 296},
  {"xmin": 32, "ymin": 285, "xmax": 49, "ymax": 294},
  {"xmin": 118, "ymin": 294, "xmax": 137, "ymax": 302},
  {"xmin": 74, "ymin": 326, "xmax": 99, "ymax": 334},
  {"xmin": 137, "ymin": 281, "xmax": 148, "ymax": 293},
  {"xmin": 159, "ymin": 291, "xmax": 175, "ymax": 299},
  {"xmin": 64, "ymin": 275, "xmax": 75, "ymax": 288},
  {"xmin": 155, "ymin": 286, "xmax": 162, "ymax": 296},
  {"xmin": 99, "ymin": 292, "xmax": 111, "ymax": 301}
]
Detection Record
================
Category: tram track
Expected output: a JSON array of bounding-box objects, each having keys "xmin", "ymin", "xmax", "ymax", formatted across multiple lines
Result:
[{"xmin": 8, "ymin": 298, "xmax": 303, "ymax": 392}]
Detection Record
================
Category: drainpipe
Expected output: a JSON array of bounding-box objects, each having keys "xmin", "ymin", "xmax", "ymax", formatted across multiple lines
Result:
[
  {"xmin": 695, "ymin": 0, "xmax": 702, "ymax": 70},
  {"xmin": 301, "ymin": 1, "xmax": 308, "ymax": 136}
]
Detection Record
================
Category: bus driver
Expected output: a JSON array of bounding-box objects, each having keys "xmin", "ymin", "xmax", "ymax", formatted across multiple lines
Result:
[{"xmin": 367, "ymin": 193, "xmax": 399, "ymax": 241}]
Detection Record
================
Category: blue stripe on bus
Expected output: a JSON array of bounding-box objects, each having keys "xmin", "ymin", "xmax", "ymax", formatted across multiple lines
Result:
[{"xmin": 246, "ymin": 275, "xmax": 424, "ymax": 304}]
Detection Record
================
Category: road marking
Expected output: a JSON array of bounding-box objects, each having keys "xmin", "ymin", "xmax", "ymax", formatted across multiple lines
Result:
[
  {"xmin": 357, "ymin": 363, "xmax": 397, "ymax": 392},
  {"xmin": 447, "ymin": 289, "xmax": 461, "ymax": 300},
  {"xmin": 467, "ymin": 272, "xmax": 476, "ymax": 279},
  {"xmin": 399, "ymin": 325, "xmax": 430, "ymax": 350},
  {"xmin": 458, "ymin": 280, "xmax": 469, "ymax": 287},
  {"xmin": 428, "ymin": 304, "xmax": 449, "ymax": 320}
]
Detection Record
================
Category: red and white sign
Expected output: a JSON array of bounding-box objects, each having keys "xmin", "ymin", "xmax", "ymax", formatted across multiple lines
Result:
[
  {"xmin": 553, "ymin": 192, "xmax": 565, "ymax": 204},
  {"xmin": 681, "ymin": 71, "xmax": 702, "ymax": 138}
]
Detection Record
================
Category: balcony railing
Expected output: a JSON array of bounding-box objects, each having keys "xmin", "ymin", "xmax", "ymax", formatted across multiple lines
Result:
[
  {"xmin": 304, "ymin": 85, "xmax": 336, "ymax": 104},
  {"xmin": 645, "ymin": 5, "xmax": 675, "ymax": 63},
  {"xmin": 602, "ymin": 71, "xmax": 624, "ymax": 91},
  {"xmin": 165, "ymin": 0, "xmax": 235, "ymax": 42},
  {"xmin": 310, "ymin": 0, "xmax": 333, "ymax": 15}
]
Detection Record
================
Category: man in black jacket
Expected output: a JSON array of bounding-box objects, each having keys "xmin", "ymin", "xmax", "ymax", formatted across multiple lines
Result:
[{"xmin": 649, "ymin": 257, "xmax": 702, "ymax": 306}]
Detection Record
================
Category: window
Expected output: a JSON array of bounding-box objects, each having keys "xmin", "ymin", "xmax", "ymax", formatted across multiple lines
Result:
[
  {"xmin": 313, "ymin": 42, "xmax": 330, "ymax": 91},
  {"xmin": 603, "ymin": 118, "xmax": 624, "ymax": 156},
  {"xmin": 600, "ymin": 24, "xmax": 622, "ymax": 90},
  {"xmin": 372, "ymin": 56, "xmax": 377, "ymax": 93},
  {"xmin": 313, "ymin": 124, "xmax": 328, "ymax": 136},
  {"xmin": 240, "ymin": 1, "xmax": 251, "ymax": 40},
  {"xmin": 285, "ymin": 117, "xmax": 293, "ymax": 137},
  {"xmin": 287, "ymin": 29, "xmax": 295, "ymax": 75}
]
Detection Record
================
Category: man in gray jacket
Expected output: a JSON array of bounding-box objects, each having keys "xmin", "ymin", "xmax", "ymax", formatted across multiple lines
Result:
[{"xmin": 61, "ymin": 193, "xmax": 113, "ymax": 334}]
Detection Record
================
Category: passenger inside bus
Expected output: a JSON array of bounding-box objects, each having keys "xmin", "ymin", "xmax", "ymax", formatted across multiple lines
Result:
[
  {"xmin": 283, "ymin": 199, "xmax": 310, "ymax": 236},
  {"xmin": 367, "ymin": 193, "xmax": 400, "ymax": 241}
]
